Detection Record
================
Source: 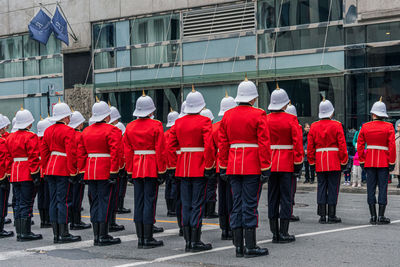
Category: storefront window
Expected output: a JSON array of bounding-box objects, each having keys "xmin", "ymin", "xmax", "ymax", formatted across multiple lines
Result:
[
  {"xmin": 94, "ymin": 51, "xmax": 116, "ymax": 69},
  {"xmin": 367, "ymin": 22, "xmax": 400, "ymax": 43},
  {"xmin": 345, "ymin": 48, "xmax": 366, "ymax": 69},
  {"xmin": 93, "ymin": 23, "xmax": 115, "ymax": 49},
  {"xmin": 367, "ymin": 45, "xmax": 400, "ymax": 68}
]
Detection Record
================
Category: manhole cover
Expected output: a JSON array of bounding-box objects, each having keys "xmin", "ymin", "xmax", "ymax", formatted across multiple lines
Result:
[{"xmin": 294, "ymin": 203, "xmax": 309, "ymax": 207}]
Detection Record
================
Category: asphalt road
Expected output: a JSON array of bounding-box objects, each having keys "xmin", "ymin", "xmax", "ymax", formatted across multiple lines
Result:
[{"xmin": 1, "ymin": 184, "xmax": 400, "ymax": 267}]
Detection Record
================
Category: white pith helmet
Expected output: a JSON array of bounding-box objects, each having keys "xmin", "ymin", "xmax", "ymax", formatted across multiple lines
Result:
[
  {"xmin": 179, "ymin": 101, "xmax": 187, "ymax": 118},
  {"xmin": 90, "ymin": 97, "xmax": 111, "ymax": 123},
  {"xmin": 166, "ymin": 108, "xmax": 179, "ymax": 127},
  {"xmin": 219, "ymin": 91, "xmax": 237, "ymax": 116},
  {"xmin": 286, "ymin": 101, "xmax": 297, "ymax": 117},
  {"xmin": 184, "ymin": 85, "xmax": 206, "ymax": 114},
  {"xmin": 1, "ymin": 115, "xmax": 10, "ymax": 127},
  {"xmin": 109, "ymin": 104, "xmax": 121, "ymax": 124},
  {"xmin": 268, "ymin": 83, "xmax": 290, "ymax": 111},
  {"xmin": 50, "ymin": 98, "xmax": 72, "ymax": 122},
  {"xmin": 37, "ymin": 117, "xmax": 53, "ymax": 137},
  {"xmin": 69, "ymin": 110, "xmax": 86, "ymax": 129},
  {"xmin": 14, "ymin": 107, "xmax": 35, "ymax": 130},
  {"xmin": 319, "ymin": 98, "xmax": 335, "ymax": 119},
  {"xmin": 116, "ymin": 122, "xmax": 126, "ymax": 134},
  {"xmin": 11, "ymin": 117, "xmax": 17, "ymax": 133},
  {"xmin": 200, "ymin": 108, "xmax": 214, "ymax": 121},
  {"xmin": 133, "ymin": 91, "xmax": 156, "ymax": 118},
  {"xmin": 370, "ymin": 97, "xmax": 388, "ymax": 118},
  {"xmin": 0, "ymin": 115, "xmax": 7, "ymax": 130},
  {"xmin": 235, "ymin": 74, "xmax": 258, "ymax": 103}
]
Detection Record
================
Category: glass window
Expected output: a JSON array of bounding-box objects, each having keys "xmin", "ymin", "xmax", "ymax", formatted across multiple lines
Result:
[
  {"xmin": 257, "ymin": 0, "xmax": 275, "ymax": 29},
  {"xmin": 131, "ymin": 44, "xmax": 180, "ymax": 66},
  {"xmin": 40, "ymin": 57, "xmax": 62, "ymax": 75},
  {"xmin": 94, "ymin": 51, "xmax": 116, "ymax": 69},
  {"xmin": 40, "ymin": 34, "xmax": 61, "ymax": 56},
  {"xmin": 345, "ymin": 48, "xmax": 366, "ymax": 69},
  {"xmin": 0, "ymin": 36, "xmax": 23, "ymax": 60},
  {"xmin": 345, "ymin": 26, "xmax": 365, "ymax": 45},
  {"xmin": 131, "ymin": 15, "xmax": 180, "ymax": 45},
  {"xmin": 367, "ymin": 22, "xmax": 400, "ymax": 43},
  {"xmin": 23, "ymin": 35, "xmax": 40, "ymax": 76},
  {"xmin": 93, "ymin": 23, "xmax": 115, "ymax": 49},
  {"xmin": 345, "ymin": 73, "xmax": 367, "ymax": 133},
  {"xmin": 367, "ymin": 45, "xmax": 400, "ymax": 68}
]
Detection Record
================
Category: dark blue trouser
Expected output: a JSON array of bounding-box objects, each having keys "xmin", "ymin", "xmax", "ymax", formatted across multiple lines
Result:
[
  {"xmin": 175, "ymin": 179, "xmax": 182, "ymax": 228},
  {"xmin": 0, "ymin": 182, "xmax": 10, "ymax": 219},
  {"xmin": 317, "ymin": 171, "xmax": 341, "ymax": 205},
  {"xmin": 218, "ymin": 174, "xmax": 233, "ymax": 230},
  {"xmin": 133, "ymin": 178, "xmax": 158, "ymax": 225},
  {"xmin": 304, "ymin": 160, "xmax": 315, "ymax": 182},
  {"xmin": 37, "ymin": 180, "xmax": 50, "ymax": 210},
  {"xmin": 72, "ymin": 182, "xmax": 85, "ymax": 212},
  {"xmin": 118, "ymin": 175, "xmax": 128, "ymax": 198},
  {"xmin": 180, "ymin": 177, "xmax": 207, "ymax": 229},
  {"xmin": 365, "ymin": 168, "xmax": 388, "ymax": 205},
  {"xmin": 268, "ymin": 172, "xmax": 294, "ymax": 220},
  {"xmin": 109, "ymin": 177, "xmax": 119, "ymax": 221},
  {"xmin": 230, "ymin": 175, "xmax": 262, "ymax": 229},
  {"xmin": 88, "ymin": 180, "xmax": 113, "ymax": 223},
  {"xmin": 12, "ymin": 181, "xmax": 35, "ymax": 219},
  {"xmin": 165, "ymin": 175, "xmax": 177, "ymax": 200},
  {"xmin": 292, "ymin": 174, "xmax": 297, "ymax": 213},
  {"xmin": 47, "ymin": 176, "xmax": 71, "ymax": 224},
  {"xmin": 206, "ymin": 175, "xmax": 217, "ymax": 203}
]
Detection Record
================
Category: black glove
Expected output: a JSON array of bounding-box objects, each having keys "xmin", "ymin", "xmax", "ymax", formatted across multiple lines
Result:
[
  {"xmin": 341, "ymin": 164, "xmax": 347, "ymax": 172},
  {"xmin": 294, "ymin": 162, "xmax": 303, "ymax": 175},
  {"xmin": 77, "ymin": 173, "xmax": 85, "ymax": 184},
  {"xmin": 260, "ymin": 169, "xmax": 271, "ymax": 184},
  {"xmin": 389, "ymin": 164, "xmax": 395, "ymax": 172},
  {"xmin": 109, "ymin": 173, "xmax": 118, "ymax": 184},
  {"xmin": 0, "ymin": 178, "xmax": 9, "ymax": 190},
  {"xmin": 128, "ymin": 174, "xmax": 134, "ymax": 185},
  {"xmin": 31, "ymin": 172, "xmax": 41, "ymax": 187},
  {"xmin": 118, "ymin": 168, "xmax": 127, "ymax": 180},
  {"xmin": 360, "ymin": 163, "xmax": 365, "ymax": 170},
  {"xmin": 204, "ymin": 168, "xmax": 216, "ymax": 180},
  {"xmin": 167, "ymin": 169, "xmax": 175, "ymax": 181},
  {"xmin": 157, "ymin": 172, "xmax": 166, "ymax": 185},
  {"xmin": 68, "ymin": 174, "xmax": 78, "ymax": 184},
  {"xmin": 310, "ymin": 164, "xmax": 316, "ymax": 173},
  {"xmin": 220, "ymin": 168, "xmax": 228, "ymax": 182}
]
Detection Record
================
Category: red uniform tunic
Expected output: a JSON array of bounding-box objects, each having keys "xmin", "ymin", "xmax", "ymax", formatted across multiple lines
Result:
[
  {"xmin": 124, "ymin": 118, "xmax": 166, "ymax": 178},
  {"xmin": 74, "ymin": 131, "xmax": 84, "ymax": 173},
  {"xmin": 41, "ymin": 123, "xmax": 77, "ymax": 177},
  {"xmin": 266, "ymin": 112, "xmax": 303, "ymax": 172},
  {"xmin": 212, "ymin": 121, "xmax": 221, "ymax": 173},
  {"xmin": 307, "ymin": 119, "xmax": 348, "ymax": 172},
  {"xmin": 38, "ymin": 137, "xmax": 45, "ymax": 178},
  {"xmin": 357, "ymin": 120, "xmax": 396, "ymax": 168},
  {"xmin": 79, "ymin": 122, "xmax": 121, "ymax": 180},
  {"xmin": 0, "ymin": 137, "xmax": 8, "ymax": 180},
  {"xmin": 165, "ymin": 125, "xmax": 180, "ymax": 170},
  {"xmin": 5, "ymin": 130, "xmax": 40, "ymax": 182},
  {"xmin": 169, "ymin": 115, "xmax": 215, "ymax": 177},
  {"xmin": 2, "ymin": 132, "xmax": 10, "ymax": 139},
  {"xmin": 219, "ymin": 105, "xmax": 271, "ymax": 175}
]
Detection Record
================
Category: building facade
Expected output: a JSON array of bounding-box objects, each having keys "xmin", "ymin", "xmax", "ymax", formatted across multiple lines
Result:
[{"xmin": 1, "ymin": 0, "xmax": 400, "ymax": 142}]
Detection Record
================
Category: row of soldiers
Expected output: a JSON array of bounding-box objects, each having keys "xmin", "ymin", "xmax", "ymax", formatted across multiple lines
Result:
[{"xmin": 0, "ymin": 75, "xmax": 396, "ymax": 259}]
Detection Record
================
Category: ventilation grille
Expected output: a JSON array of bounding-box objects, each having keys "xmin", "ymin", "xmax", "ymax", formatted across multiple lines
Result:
[{"xmin": 183, "ymin": 2, "xmax": 255, "ymax": 38}]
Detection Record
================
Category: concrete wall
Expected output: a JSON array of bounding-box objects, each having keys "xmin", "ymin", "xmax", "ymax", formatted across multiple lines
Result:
[{"xmin": 357, "ymin": 0, "xmax": 400, "ymax": 22}]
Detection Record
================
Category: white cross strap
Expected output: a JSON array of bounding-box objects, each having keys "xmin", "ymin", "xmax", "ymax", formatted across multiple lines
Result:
[
  {"xmin": 230, "ymin": 143, "xmax": 259, "ymax": 149},
  {"xmin": 316, "ymin": 147, "xmax": 339, "ymax": 152},
  {"xmin": 180, "ymin": 147, "xmax": 205, "ymax": 152},
  {"xmin": 14, "ymin": 157, "xmax": 28, "ymax": 162},
  {"xmin": 270, "ymin": 145, "xmax": 293, "ymax": 150},
  {"xmin": 88, "ymin": 153, "xmax": 111, "ymax": 157},
  {"xmin": 134, "ymin": 150, "xmax": 156, "ymax": 155},
  {"xmin": 367, "ymin": 145, "xmax": 389, "ymax": 151},
  {"xmin": 51, "ymin": 151, "xmax": 67, "ymax": 157}
]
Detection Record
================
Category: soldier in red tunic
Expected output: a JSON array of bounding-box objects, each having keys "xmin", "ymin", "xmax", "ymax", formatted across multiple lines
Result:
[
  {"xmin": 219, "ymin": 77, "xmax": 271, "ymax": 258},
  {"xmin": 6, "ymin": 108, "xmax": 42, "ymax": 241},
  {"xmin": 79, "ymin": 100, "xmax": 121, "ymax": 246},
  {"xmin": 124, "ymin": 92, "xmax": 166, "ymax": 249},
  {"xmin": 307, "ymin": 99, "xmax": 348, "ymax": 224},
  {"xmin": 267, "ymin": 85, "xmax": 303, "ymax": 244},
  {"xmin": 169, "ymin": 86, "xmax": 215, "ymax": 253},
  {"xmin": 357, "ymin": 98, "xmax": 395, "ymax": 225}
]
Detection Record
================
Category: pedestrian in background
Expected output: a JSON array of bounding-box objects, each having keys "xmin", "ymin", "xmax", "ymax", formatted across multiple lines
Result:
[
  {"xmin": 390, "ymin": 119, "xmax": 400, "ymax": 188},
  {"xmin": 352, "ymin": 150, "xmax": 363, "ymax": 188},
  {"xmin": 303, "ymin": 123, "xmax": 315, "ymax": 184}
]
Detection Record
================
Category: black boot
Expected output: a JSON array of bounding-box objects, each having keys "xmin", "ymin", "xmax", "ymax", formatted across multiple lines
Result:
[
  {"xmin": 179, "ymin": 227, "xmax": 183, "ymax": 237},
  {"xmin": 397, "ymin": 176, "xmax": 400, "ymax": 188},
  {"xmin": 233, "ymin": 228, "xmax": 244, "ymax": 258},
  {"xmin": 269, "ymin": 218, "xmax": 279, "ymax": 243},
  {"xmin": 117, "ymin": 197, "xmax": 131, "ymax": 214},
  {"xmin": 93, "ymin": 222, "xmax": 100, "ymax": 246},
  {"xmin": 0, "ymin": 218, "xmax": 14, "ymax": 238},
  {"xmin": 59, "ymin": 223, "xmax": 81, "ymax": 243},
  {"xmin": 377, "ymin": 205, "xmax": 390, "ymax": 225},
  {"xmin": 278, "ymin": 219, "xmax": 295, "ymax": 243},
  {"xmin": 39, "ymin": 209, "xmax": 51, "ymax": 228},
  {"xmin": 318, "ymin": 204, "xmax": 327, "ymax": 224},
  {"xmin": 220, "ymin": 215, "xmax": 232, "ymax": 240},
  {"xmin": 52, "ymin": 223, "xmax": 59, "ymax": 243},
  {"xmin": 190, "ymin": 227, "xmax": 212, "ymax": 252},
  {"xmin": 152, "ymin": 224, "xmax": 164, "ymax": 233},
  {"xmin": 19, "ymin": 218, "xmax": 42, "ymax": 241},
  {"xmin": 70, "ymin": 211, "xmax": 91, "ymax": 230},
  {"xmin": 205, "ymin": 202, "xmax": 218, "ymax": 219},
  {"xmin": 290, "ymin": 214, "xmax": 300, "ymax": 222},
  {"xmin": 15, "ymin": 218, "xmax": 21, "ymax": 241},
  {"xmin": 183, "ymin": 226, "xmax": 191, "ymax": 252},
  {"xmin": 167, "ymin": 199, "xmax": 176, "ymax": 217},
  {"xmin": 327, "ymin": 205, "xmax": 342, "ymax": 224},
  {"xmin": 369, "ymin": 204, "xmax": 377, "ymax": 225},
  {"xmin": 143, "ymin": 224, "xmax": 163, "ymax": 249},
  {"xmin": 244, "ymin": 228, "xmax": 269, "ymax": 258},
  {"xmin": 98, "ymin": 222, "xmax": 121, "ymax": 246},
  {"xmin": 135, "ymin": 222, "xmax": 144, "ymax": 248},
  {"xmin": 4, "ymin": 218, "xmax": 11, "ymax": 224},
  {"xmin": 109, "ymin": 212, "xmax": 125, "ymax": 232}
]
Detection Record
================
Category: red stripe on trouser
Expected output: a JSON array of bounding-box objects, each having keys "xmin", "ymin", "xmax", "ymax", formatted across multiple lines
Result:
[
  {"xmin": 197, "ymin": 180, "xmax": 208, "ymax": 228},
  {"xmin": 105, "ymin": 185, "xmax": 113, "ymax": 223},
  {"xmin": 153, "ymin": 183, "xmax": 159, "ymax": 224},
  {"xmin": 65, "ymin": 183, "xmax": 71, "ymax": 224},
  {"xmin": 255, "ymin": 181, "xmax": 262, "ymax": 228}
]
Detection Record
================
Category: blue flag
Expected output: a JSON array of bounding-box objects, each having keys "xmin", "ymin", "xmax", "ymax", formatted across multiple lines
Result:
[
  {"xmin": 52, "ymin": 7, "xmax": 69, "ymax": 46},
  {"xmin": 28, "ymin": 9, "xmax": 53, "ymax": 44}
]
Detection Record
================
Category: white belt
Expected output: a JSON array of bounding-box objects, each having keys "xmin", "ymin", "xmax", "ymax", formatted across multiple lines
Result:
[
  {"xmin": 134, "ymin": 150, "xmax": 156, "ymax": 155},
  {"xmin": 51, "ymin": 151, "xmax": 67, "ymax": 157},
  {"xmin": 367, "ymin": 145, "xmax": 389, "ymax": 151},
  {"xmin": 14, "ymin": 157, "xmax": 28, "ymax": 162},
  {"xmin": 180, "ymin": 147, "xmax": 204, "ymax": 152},
  {"xmin": 230, "ymin": 143, "xmax": 259, "ymax": 149},
  {"xmin": 88, "ymin": 153, "xmax": 111, "ymax": 158},
  {"xmin": 270, "ymin": 145, "xmax": 293, "ymax": 150},
  {"xmin": 316, "ymin": 147, "xmax": 339, "ymax": 152}
]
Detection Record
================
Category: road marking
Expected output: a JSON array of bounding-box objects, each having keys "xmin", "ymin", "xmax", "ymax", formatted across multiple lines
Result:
[
  {"xmin": 0, "ymin": 225, "xmax": 218, "ymax": 261},
  {"xmin": 114, "ymin": 219, "xmax": 400, "ymax": 267}
]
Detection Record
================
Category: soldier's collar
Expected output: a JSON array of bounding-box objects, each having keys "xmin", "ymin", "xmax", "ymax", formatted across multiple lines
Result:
[
  {"xmin": 238, "ymin": 103, "xmax": 252, "ymax": 106},
  {"xmin": 56, "ymin": 121, "xmax": 66, "ymax": 125},
  {"xmin": 270, "ymin": 110, "xmax": 284, "ymax": 113}
]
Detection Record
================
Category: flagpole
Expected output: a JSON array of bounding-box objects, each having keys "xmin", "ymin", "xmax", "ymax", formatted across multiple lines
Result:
[{"xmin": 55, "ymin": 1, "xmax": 78, "ymax": 41}]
